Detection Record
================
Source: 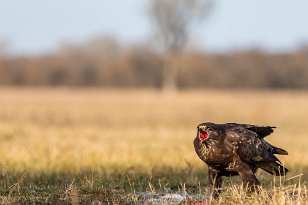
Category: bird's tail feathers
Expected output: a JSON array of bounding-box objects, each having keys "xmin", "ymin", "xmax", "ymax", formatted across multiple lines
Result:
[
  {"xmin": 258, "ymin": 161, "xmax": 289, "ymax": 176},
  {"xmin": 273, "ymin": 146, "xmax": 288, "ymax": 155}
]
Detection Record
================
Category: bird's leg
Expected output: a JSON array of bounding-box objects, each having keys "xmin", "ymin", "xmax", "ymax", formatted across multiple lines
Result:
[
  {"xmin": 234, "ymin": 158, "xmax": 260, "ymax": 192},
  {"xmin": 208, "ymin": 167, "xmax": 222, "ymax": 199}
]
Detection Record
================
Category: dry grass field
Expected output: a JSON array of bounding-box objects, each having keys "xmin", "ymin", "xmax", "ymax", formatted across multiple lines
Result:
[{"xmin": 0, "ymin": 88, "xmax": 308, "ymax": 204}]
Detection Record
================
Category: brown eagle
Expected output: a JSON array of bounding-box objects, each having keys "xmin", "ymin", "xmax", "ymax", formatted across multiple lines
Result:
[{"xmin": 193, "ymin": 122, "xmax": 288, "ymax": 197}]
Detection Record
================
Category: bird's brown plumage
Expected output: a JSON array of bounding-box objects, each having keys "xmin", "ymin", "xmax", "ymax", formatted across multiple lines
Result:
[{"xmin": 193, "ymin": 122, "xmax": 288, "ymax": 198}]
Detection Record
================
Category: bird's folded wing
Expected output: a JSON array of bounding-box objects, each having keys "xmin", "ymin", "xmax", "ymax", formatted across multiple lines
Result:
[
  {"xmin": 226, "ymin": 123, "xmax": 276, "ymax": 138},
  {"xmin": 225, "ymin": 126, "xmax": 279, "ymax": 164}
]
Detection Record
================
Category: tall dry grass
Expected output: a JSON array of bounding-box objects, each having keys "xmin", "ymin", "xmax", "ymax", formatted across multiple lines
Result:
[
  {"xmin": 0, "ymin": 88, "xmax": 307, "ymax": 203},
  {"xmin": 0, "ymin": 88, "xmax": 307, "ymax": 170}
]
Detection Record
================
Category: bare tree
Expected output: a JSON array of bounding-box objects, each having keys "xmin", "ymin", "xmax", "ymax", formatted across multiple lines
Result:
[
  {"xmin": 0, "ymin": 41, "xmax": 8, "ymax": 59},
  {"xmin": 148, "ymin": 0, "xmax": 213, "ymax": 92}
]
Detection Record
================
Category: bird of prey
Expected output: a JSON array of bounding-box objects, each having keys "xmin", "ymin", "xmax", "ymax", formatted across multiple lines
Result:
[{"xmin": 193, "ymin": 122, "xmax": 288, "ymax": 197}]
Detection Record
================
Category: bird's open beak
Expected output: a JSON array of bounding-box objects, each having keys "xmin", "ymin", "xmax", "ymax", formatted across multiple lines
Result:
[{"xmin": 198, "ymin": 125, "xmax": 208, "ymax": 141}]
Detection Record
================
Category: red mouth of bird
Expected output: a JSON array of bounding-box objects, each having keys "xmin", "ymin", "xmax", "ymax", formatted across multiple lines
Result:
[{"xmin": 199, "ymin": 130, "xmax": 209, "ymax": 141}]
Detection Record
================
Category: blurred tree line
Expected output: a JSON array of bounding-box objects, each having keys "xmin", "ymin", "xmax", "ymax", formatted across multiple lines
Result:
[
  {"xmin": 1, "ymin": 0, "xmax": 306, "ymax": 90},
  {"xmin": 1, "ymin": 36, "xmax": 308, "ymax": 89}
]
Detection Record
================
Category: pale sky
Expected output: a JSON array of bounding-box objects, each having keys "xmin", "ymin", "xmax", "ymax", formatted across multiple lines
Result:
[{"xmin": 1, "ymin": 0, "xmax": 308, "ymax": 55}]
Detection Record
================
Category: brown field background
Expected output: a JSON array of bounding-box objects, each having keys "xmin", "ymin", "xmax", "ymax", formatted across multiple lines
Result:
[{"xmin": 0, "ymin": 88, "xmax": 307, "ymax": 174}]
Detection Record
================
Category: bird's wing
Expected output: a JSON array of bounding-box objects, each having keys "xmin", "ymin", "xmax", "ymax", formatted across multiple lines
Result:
[
  {"xmin": 226, "ymin": 123, "xmax": 275, "ymax": 138},
  {"xmin": 224, "ymin": 126, "xmax": 279, "ymax": 164}
]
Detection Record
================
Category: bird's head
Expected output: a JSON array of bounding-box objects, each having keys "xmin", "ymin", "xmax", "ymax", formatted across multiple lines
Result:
[{"xmin": 197, "ymin": 123, "xmax": 214, "ymax": 142}]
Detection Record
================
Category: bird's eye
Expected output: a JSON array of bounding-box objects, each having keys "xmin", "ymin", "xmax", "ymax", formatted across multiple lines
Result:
[{"xmin": 207, "ymin": 127, "xmax": 212, "ymax": 131}]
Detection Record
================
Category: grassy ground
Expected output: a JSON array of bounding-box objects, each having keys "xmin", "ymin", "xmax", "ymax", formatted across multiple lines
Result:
[{"xmin": 0, "ymin": 88, "xmax": 307, "ymax": 204}]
